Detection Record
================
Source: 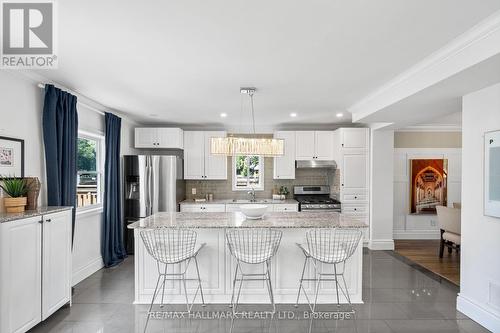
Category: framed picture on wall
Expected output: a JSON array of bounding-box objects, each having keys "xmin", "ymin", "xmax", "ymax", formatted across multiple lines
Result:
[
  {"xmin": 0, "ymin": 136, "xmax": 25, "ymax": 177},
  {"xmin": 409, "ymin": 158, "xmax": 448, "ymax": 214},
  {"xmin": 485, "ymin": 130, "xmax": 500, "ymax": 218}
]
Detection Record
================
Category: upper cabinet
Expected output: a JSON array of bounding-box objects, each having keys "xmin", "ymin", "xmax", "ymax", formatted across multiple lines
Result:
[
  {"xmin": 338, "ymin": 128, "xmax": 369, "ymax": 149},
  {"xmin": 295, "ymin": 131, "xmax": 334, "ymax": 160},
  {"xmin": 273, "ymin": 131, "xmax": 296, "ymax": 179},
  {"xmin": 134, "ymin": 128, "xmax": 184, "ymax": 149},
  {"xmin": 184, "ymin": 131, "xmax": 227, "ymax": 180}
]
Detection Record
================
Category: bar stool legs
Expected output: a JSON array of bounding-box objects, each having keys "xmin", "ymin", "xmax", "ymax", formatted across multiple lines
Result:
[{"xmin": 229, "ymin": 259, "xmax": 276, "ymax": 314}]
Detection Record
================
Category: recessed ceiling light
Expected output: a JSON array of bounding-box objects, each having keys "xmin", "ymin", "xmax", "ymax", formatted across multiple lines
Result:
[
  {"xmin": 290, "ymin": 113, "xmax": 297, "ymax": 118},
  {"xmin": 220, "ymin": 113, "xmax": 228, "ymax": 118},
  {"xmin": 336, "ymin": 112, "xmax": 344, "ymax": 118}
]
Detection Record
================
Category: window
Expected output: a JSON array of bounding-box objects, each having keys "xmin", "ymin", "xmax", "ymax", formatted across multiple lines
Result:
[
  {"xmin": 232, "ymin": 155, "xmax": 264, "ymax": 191},
  {"xmin": 77, "ymin": 132, "xmax": 104, "ymax": 209}
]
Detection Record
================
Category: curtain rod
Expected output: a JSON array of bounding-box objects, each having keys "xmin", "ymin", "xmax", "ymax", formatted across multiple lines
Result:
[{"xmin": 37, "ymin": 83, "xmax": 105, "ymax": 116}]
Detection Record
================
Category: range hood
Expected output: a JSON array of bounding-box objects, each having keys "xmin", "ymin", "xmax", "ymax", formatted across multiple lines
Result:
[{"xmin": 295, "ymin": 160, "xmax": 337, "ymax": 169}]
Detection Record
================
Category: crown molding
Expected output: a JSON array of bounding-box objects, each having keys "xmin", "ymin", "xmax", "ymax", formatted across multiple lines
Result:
[{"xmin": 349, "ymin": 10, "xmax": 500, "ymax": 122}]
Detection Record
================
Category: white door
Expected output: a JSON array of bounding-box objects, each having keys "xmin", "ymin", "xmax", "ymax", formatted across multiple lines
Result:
[
  {"xmin": 295, "ymin": 131, "xmax": 315, "ymax": 160},
  {"xmin": 342, "ymin": 128, "xmax": 368, "ymax": 149},
  {"xmin": 314, "ymin": 131, "xmax": 334, "ymax": 160},
  {"xmin": 0, "ymin": 216, "xmax": 42, "ymax": 333},
  {"xmin": 273, "ymin": 131, "xmax": 296, "ymax": 179},
  {"xmin": 157, "ymin": 128, "xmax": 184, "ymax": 149},
  {"xmin": 184, "ymin": 131, "xmax": 205, "ymax": 179},
  {"xmin": 135, "ymin": 128, "xmax": 158, "ymax": 148},
  {"xmin": 204, "ymin": 131, "xmax": 227, "ymax": 180},
  {"xmin": 42, "ymin": 211, "xmax": 72, "ymax": 320},
  {"xmin": 342, "ymin": 153, "xmax": 368, "ymax": 190}
]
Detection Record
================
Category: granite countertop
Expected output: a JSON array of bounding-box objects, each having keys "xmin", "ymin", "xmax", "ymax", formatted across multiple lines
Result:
[
  {"xmin": 180, "ymin": 199, "xmax": 298, "ymax": 205},
  {"xmin": 128, "ymin": 211, "xmax": 367, "ymax": 229},
  {"xmin": 0, "ymin": 206, "xmax": 73, "ymax": 223}
]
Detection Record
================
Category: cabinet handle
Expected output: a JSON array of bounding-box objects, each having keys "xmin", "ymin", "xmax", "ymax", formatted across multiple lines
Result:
[
  {"xmin": 38, "ymin": 219, "xmax": 43, "ymax": 224},
  {"xmin": 46, "ymin": 218, "xmax": 52, "ymax": 222},
  {"xmin": 342, "ymin": 184, "xmax": 344, "ymax": 186},
  {"xmin": 354, "ymin": 208, "xmax": 357, "ymax": 211},
  {"xmin": 354, "ymin": 196, "xmax": 358, "ymax": 199}
]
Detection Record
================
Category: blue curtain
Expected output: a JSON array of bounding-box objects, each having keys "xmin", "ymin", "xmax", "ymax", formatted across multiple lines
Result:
[
  {"xmin": 42, "ymin": 84, "xmax": 78, "ymax": 242},
  {"xmin": 102, "ymin": 112, "xmax": 127, "ymax": 267}
]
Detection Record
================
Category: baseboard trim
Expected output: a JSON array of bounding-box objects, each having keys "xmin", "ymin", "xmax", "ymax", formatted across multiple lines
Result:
[
  {"xmin": 368, "ymin": 239, "xmax": 395, "ymax": 250},
  {"xmin": 72, "ymin": 256, "xmax": 104, "ymax": 286},
  {"xmin": 393, "ymin": 230, "xmax": 440, "ymax": 239},
  {"xmin": 457, "ymin": 294, "xmax": 500, "ymax": 332}
]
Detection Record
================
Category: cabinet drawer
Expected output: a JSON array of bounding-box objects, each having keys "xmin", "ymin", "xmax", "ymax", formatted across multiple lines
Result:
[
  {"xmin": 342, "ymin": 194, "xmax": 367, "ymax": 202},
  {"xmin": 180, "ymin": 204, "xmax": 225, "ymax": 212},
  {"xmin": 273, "ymin": 204, "xmax": 298, "ymax": 212},
  {"xmin": 342, "ymin": 205, "xmax": 368, "ymax": 214}
]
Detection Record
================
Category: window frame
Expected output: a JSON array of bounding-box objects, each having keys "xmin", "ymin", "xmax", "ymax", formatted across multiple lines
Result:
[
  {"xmin": 76, "ymin": 130, "xmax": 105, "ymax": 212},
  {"xmin": 231, "ymin": 155, "xmax": 265, "ymax": 191}
]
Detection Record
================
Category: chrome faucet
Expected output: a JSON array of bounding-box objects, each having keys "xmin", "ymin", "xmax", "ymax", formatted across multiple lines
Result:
[{"xmin": 248, "ymin": 187, "xmax": 256, "ymax": 202}]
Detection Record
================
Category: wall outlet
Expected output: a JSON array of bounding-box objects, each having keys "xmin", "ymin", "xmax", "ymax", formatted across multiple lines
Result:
[{"xmin": 191, "ymin": 188, "xmax": 197, "ymax": 195}]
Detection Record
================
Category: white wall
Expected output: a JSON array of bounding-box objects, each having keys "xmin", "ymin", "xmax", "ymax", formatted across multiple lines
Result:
[
  {"xmin": 0, "ymin": 71, "xmax": 138, "ymax": 286},
  {"xmin": 393, "ymin": 148, "xmax": 462, "ymax": 239},
  {"xmin": 369, "ymin": 129, "xmax": 395, "ymax": 250},
  {"xmin": 457, "ymin": 83, "xmax": 500, "ymax": 332}
]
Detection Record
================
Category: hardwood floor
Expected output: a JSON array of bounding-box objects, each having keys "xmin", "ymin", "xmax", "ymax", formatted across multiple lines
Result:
[{"xmin": 394, "ymin": 240, "xmax": 460, "ymax": 285}]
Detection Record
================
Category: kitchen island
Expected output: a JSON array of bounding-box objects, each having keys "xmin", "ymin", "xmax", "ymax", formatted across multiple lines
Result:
[{"xmin": 128, "ymin": 211, "xmax": 367, "ymax": 304}]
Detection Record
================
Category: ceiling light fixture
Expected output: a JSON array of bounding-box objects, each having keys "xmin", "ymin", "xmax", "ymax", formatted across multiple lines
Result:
[
  {"xmin": 336, "ymin": 112, "xmax": 344, "ymax": 118},
  {"xmin": 211, "ymin": 88, "xmax": 284, "ymax": 156},
  {"xmin": 290, "ymin": 112, "xmax": 297, "ymax": 118},
  {"xmin": 220, "ymin": 113, "xmax": 228, "ymax": 118}
]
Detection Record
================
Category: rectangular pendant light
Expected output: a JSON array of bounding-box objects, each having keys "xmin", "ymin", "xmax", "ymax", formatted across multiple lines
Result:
[{"xmin": 210, "ymin": 137, "xmax": 284, "ymax": 156}]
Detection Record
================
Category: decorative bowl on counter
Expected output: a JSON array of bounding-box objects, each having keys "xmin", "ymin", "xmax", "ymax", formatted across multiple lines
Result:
[{"xmin": 240, "ymin": 204, "xmax": 268, "ymax": 219}]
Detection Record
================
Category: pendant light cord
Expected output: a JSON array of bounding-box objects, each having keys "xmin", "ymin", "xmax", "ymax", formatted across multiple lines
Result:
[{"xmin": 249, "ymin": 91, "xmax": 256, "ymax": 134}]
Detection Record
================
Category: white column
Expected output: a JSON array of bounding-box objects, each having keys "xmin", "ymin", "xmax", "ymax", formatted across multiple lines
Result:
[{"xmin": 368, "ymin": 128, "xmax": 395, "ymax": 250}]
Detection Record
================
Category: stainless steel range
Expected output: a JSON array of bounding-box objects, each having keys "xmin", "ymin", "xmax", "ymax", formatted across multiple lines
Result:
[{"xmin": 294, "ymin": 185, "xmax": 341, "ymax": 212}]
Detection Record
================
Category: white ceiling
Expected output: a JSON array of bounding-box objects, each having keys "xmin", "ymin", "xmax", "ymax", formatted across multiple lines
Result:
[{"xmin": 34, "ymin": 0, "xmax": 500, "ymax": 131}]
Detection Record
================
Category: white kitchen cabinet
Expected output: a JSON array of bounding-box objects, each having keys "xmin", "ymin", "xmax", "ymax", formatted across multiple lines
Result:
[
  {"xmin": 295, "ymin": 131, "xmax": 315, "ymax": 160},
  {"xmin": 41, "ymin": 212, "xmax": 72, "ymax": 320},
  {"xmin": 314, "ymin": 131, "xmax": 335, "ymax": 160},
  {"xmin": 180, "ymin": 204, "xmax": 226, "ymax": 212},
  {"xmin": 341, "ymin": 153, "xmax": 368, "ymax": 191},
  {"xmin": 273, "ymin": 204, "xmax": 298, "ymax": 212},
  {"xmin": 295, "ymin": 131, "xmax": 334, "ymax": 160},
  {"xmin": 184, "ymin": 131, "xmax": 227, "ymax": 180},
  {"xmin": 339, "ymin": 128, "xmax": 369, "ymax": 149},
  {"xmin": 0, "ymin": 209, "xmax": 72, "ymax": 333},
  {"xmin": 184, "ymin": 131, "xmax": 205, "ymax": 179},
  {"xmin": 134, "ymin": 128, "xmax": 184, "ymax": 149},
  {"xmin": 204, "ymin": 131, "xmax": 227, "ymax": 180},
  {"xmin": 0, "ymin": 216, "xmax": 42, "ymax": 333},
  {"xmin": 273, "ymin": 131, "xmax": 296, "ymax": 179}
]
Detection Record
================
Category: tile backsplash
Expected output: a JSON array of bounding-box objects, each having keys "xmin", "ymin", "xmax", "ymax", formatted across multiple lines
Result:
[{"xmin": 185, "ymin": 158, "xmax": 339, "ymax": 200}]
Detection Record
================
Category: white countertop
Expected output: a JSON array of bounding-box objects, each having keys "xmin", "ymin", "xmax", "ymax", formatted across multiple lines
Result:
[
  {"xmin": 128, "ymin": 211, "xmax": 367, "ymax": 229},
  {"xmin": 180, "ymin": 199, "xmax": 298, "ymax": 205}
]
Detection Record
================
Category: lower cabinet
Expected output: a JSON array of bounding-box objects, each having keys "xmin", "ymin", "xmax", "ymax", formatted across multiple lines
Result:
[
  {"xmin": 0, "ymin": 210, "xmax": 72, "ymax": 333},
  {"xmin": 180, "ymin": 204, "xmax": 226, "ymax": 212}
]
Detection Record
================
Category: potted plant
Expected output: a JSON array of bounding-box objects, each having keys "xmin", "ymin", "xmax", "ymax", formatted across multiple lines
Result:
[
  {"xmin": 279, "ymin": 186, "xmax": 289, "ymax": 200},
  {"xmin": 0, "ymin": 177, "xmax": 29, "ymax": 213}
]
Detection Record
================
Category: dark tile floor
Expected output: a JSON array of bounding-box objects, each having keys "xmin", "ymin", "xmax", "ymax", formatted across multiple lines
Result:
[{"xmin": 28, "ymin": 250, "xmax": 490, "ymax": 333}]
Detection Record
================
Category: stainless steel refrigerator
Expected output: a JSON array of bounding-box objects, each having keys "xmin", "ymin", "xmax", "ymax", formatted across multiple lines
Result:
[{"xmin": 123, "ymin": 155, "xmax": 185, "ymax": 254}]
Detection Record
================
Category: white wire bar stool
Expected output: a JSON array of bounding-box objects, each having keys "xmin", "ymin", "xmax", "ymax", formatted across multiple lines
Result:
[
  {"xmin": 295, "ymin": 228, "xmax": 362, "ymax": 312},
  {"xmin": 140, "ymin": 228, "xmax": 206, "ymax": 314},
  {"xmin": 226, "ymin": 228, "xmax": 283, "ymax": 315}
]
